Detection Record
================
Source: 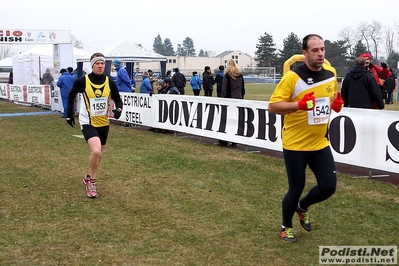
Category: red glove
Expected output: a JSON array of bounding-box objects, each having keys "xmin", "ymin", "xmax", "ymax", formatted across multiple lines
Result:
[
  {"xmin": 331, "ymin": 92, "xmax": 344, "ymax": 112},
  {"xmin": 298, "ymin": 92, "xmax": 315, "ymax": 110}
]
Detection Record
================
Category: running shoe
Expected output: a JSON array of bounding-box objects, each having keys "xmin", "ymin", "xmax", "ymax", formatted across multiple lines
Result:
[
  {"xmin": 280, "ymin": 227, "xmax": 297, "ymax": 243},
  {"xmin": 83, "ymin": 174, "xmax": 98, "ymax": 198},
  {"xmin": 296, "ymin": 206, "xmax": 312, "ymax": 232}
]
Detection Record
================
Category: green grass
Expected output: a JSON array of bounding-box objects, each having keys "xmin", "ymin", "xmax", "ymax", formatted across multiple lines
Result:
[{"xmin": 0, "ymin": 93, "xmax": 398, "ymax": 265}]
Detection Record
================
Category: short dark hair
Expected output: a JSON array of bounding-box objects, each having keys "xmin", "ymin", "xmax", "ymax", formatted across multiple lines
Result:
[
  {"xmin": 90, "ymin": 52, "xmax": 105, "ymax": 61},
  {"xmin": 355, "ymin": 57, "xmax": 366, "ymax": 66},
  {"xmin": 204, "ymin": 66, "xmax": 210, "ymax": 71},
  {"xmin": 302, "ymin": 34, "xmax": 323, "ymax": 50},
  {"xmin": 219, "ymin": 65, "xmax": 225, "ymax": 71}
]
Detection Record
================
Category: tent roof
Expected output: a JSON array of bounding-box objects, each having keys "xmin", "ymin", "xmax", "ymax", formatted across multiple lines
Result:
[
  {"xmin": 76, "ymin": 41, "xmax": 167, "ymax": 62},
  {"xmin": 15, "ymin": 44, "xmax": 89, "ymax": 57}
]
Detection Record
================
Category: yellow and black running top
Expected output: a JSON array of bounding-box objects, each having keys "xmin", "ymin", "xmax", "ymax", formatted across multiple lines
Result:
[
  {"xmin": 270, "ymin": 64, "xmax": 338, "ymax": 151},
  {"xmin": 67, "ymin": 72, "xmax": 123, "ymax": 127}
]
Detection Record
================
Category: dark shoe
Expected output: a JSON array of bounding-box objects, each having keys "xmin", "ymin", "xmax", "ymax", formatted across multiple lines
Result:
[
  {"xmin": 280, "ymin": 227, "xmax": 297, "ymax": 243},
  {"xmin": 296, "ymin": 206, "xmax": 312, "ymax": 232}
]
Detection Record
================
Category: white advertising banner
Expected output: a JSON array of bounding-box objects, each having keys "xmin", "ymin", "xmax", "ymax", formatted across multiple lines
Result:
[
  {"xmin": 3, "ymin": 84, "xmax": 52, "ymax": 106},
  {"xmin": 0, "ymin": 29, "xmax": 71, "ymax": 44},
  {"xmin": 113, "ymin": 93, "xmax": 399, "ymax": 173},
  {"xmin": 1, "ymin": 90, "xmax": 398, "ymax": 173}
]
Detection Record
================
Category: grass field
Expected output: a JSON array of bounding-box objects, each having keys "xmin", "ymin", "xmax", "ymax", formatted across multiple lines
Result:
[{"xmin": 0, "ymin": 87, "xmax": 398, "ymax": 265}]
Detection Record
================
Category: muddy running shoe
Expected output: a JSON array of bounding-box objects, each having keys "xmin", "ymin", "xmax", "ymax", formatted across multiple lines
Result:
[
  {"xmin": 280, "ymin": 227, "xmax": 297, "ymax": 243},
  {"xmin": 83, "ymin": 174, "xmax": 98, "ymax": 198},
  {"xmin": 296, "ymin": 206, "xmax": 312, "ymax": 232}
]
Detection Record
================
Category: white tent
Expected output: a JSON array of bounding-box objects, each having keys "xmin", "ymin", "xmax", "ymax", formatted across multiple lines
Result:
[
  {"xmin": 0, "ymin": 57, "xmax": 13, "ymax": 67},
  {"xmin": 12, "ymin": 45, "xmax": 89, "ymax": 85},
  {"xmin": 75, "ymin": 41, "xmax": 167, "ymax": 78},
  {"xmin": 76, "ymin": 40, "xmax": 167, "ymax": 63}
]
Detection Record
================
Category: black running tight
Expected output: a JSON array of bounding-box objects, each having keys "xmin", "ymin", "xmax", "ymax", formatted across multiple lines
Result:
[{"xmin": 281, "ymin": 146, "xmax": 337, "ymax": 228}]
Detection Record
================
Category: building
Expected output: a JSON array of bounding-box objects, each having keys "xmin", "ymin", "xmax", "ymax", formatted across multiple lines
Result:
[{"xmin": 139, "ymin": 50, "xmax": 254, "ymax": 76}]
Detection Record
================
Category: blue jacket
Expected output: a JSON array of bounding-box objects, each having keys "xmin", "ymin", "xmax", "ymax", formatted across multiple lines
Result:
[
  {"xmin": 190, "ymin": 75, "xmax": 202, "ymax": 90},
  {"xmin": 57, "ymin": 72, "xmax": 76, "ymax": 97},
  {"xmin": 140, "ymin": 76, "xmax": 152, "ymax": 94},
  {"xmin": 115, "ymin": 65, "xmax": 132, "ymax": 93}
]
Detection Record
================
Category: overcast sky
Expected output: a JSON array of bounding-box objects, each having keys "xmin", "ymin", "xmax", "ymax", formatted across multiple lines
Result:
[{"xmin": 2, "ymin": 0, "xmax": 399, "ymax": 56}]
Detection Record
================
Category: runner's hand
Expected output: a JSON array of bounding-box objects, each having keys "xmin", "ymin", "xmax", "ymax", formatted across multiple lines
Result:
[
  {"xmin": 66, "ymin": 116, "xmax": 75, "ymax": 127},
  {"xmin": 298, "ymin": 92, "xmax": 315, "ymax": 110},
  {"xmin": 112, "ymin": 108, "xmax": 122, "ymax": 119},
  {"xmin": 331, "ymin": 92, "xmax": 344, "ymax": 112}
]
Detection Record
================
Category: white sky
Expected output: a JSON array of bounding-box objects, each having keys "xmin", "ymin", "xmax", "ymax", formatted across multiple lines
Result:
[{"xmin": 2, "ymin": 0, "xmax": 399, "ymax": 56}]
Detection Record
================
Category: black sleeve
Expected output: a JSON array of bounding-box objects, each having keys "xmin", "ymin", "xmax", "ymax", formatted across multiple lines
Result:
[{"xmin": 241, "ymin": 76, "xmax": 245, "ymax": 99}]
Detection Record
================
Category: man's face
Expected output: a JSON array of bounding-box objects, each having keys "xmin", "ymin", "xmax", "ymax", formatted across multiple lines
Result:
[
  {"xmin": 156, "ymin": 83, "xmax": 162, "ymax": 90},
  {"xmin": 303, "ymin": 37, "xmax": 325, "ymax": 71},
  {"xmin": 92, "ymin": 60, "xmax": 105, "ymax": 75},
  {"xmin": 364, "ymin": 57, "xmax": 371, "ymax": 68}
]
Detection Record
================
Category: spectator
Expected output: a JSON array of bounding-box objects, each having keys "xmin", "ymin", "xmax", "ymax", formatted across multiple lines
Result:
[
  {"xmin": 66, "ymin": 52, "xmax": 123, "ymax": 198},
  {"xmin": 383, "ymin": 69, "xmax": 395, "ymax": 104},
  {"xmin": 67, "ymin": 66, "xmax": 77, "ymax": 81},
  {"xmin": 341, "ymin": 57, "xmax": 384, "ymax": 109},
  {"xmin": 148, "ymin": 69, "xmax": 158, "ymax": 93},
  {"xmin": 360, "ymin": 53, "xmax": 391, "ymax": 99},
  {"xmin": 57, "ymin": 68, "xmax": 76, "ymax": 118},
  {"xmin": 41, "ymin": 68, "xmax": 55, "ymax": 90},
  {"xmin": 113, "ymin": 58, "xmax": 132, "ymax": 93},
  {"xmin": 268, "ymin": 34, "xmax": 343, "ymax": 243},
  {"xmin": 158, "ymin": 77, "xmax": 180, "ymax": 94},
  {"xmin": 8, "ymin": 71, "xmax": 13, "ymax": 84},
  {"xmin": 202, "ymin": 66, "xmax": 214, "ymax": 97},
  {"xmin": 215, "ymin": 60, "xmax": 245, "ymax": 147},
  {"xmin": 214, "ymin": 65, "xmax": 225, "ymax": 97},
  {"xmin": 172, "ymin": 67, "xmax": 186, "ymax": 95},
  {"xmin": 139, "ymin": 71, "xmax": 152, "ymax": 94},
  {"xmin": 190, "ymin": 71, "xmax": 202, "ymax": 96}
]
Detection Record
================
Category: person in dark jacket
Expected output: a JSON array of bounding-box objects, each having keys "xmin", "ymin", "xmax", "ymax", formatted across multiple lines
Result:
[
  {"xmin": 341, "ymin": 57, "xmax": 384, "ymax": 109},
  {"xmin": 383, "ymin": 69, "xmax": 395, "ymax": 104},
  {"xmin": 171, "ymin": 68, "xmax": 186, "ymax": 95},
  {"xmin": 8, "ymin": 72, "xmax": 13, "ymax": 84},
  {"xmin": 202, "ymin": 66, "xmax": 215, "ymax": 97},
  {"xmin": 57, "ymin": 68, "xmax": 76, "ymax": 118},
  {"xmin": 158, "ymin": 77, "xmax": 180, "ymax": 94},
  {"xmin": 216, "ymin": 59, "xmax": 245, "ymax": 147},
  {"xmin": 214, "ymin": 65, "xmax": 224, "ymax": 97}
]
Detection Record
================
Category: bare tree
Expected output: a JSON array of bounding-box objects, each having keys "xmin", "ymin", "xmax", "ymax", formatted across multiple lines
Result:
[
  {"xmin": 0, "ymin": 46, "xmax": 16, "ymax": 60},
  {"xmin": 339, "ymin": 26, "xmax": 357, "ymax": 57},
  {"xmin": 368, "ymin": 20, "xmax": 383, "ymax": 60},
  {"xmin": 357, "ymin": 21, "xmax": 371, "ymax": 53},
  {"xmin": 71, "ymin": 35, "xmax": 84, "ymax": 49},
  {"xmin": 384, "ymin": 26, "xmax": 395, "ymax": 57}
]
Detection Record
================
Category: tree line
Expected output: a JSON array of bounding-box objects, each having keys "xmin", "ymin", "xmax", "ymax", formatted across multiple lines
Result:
[{"xmin": 152, "ymin": 20, "xmax": 399, "ymax": 76}]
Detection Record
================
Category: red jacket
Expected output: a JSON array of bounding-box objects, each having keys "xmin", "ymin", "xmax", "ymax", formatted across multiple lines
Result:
[{"xmin": 369, "ymin": 63, "xmax": 390, "ymax": 85}]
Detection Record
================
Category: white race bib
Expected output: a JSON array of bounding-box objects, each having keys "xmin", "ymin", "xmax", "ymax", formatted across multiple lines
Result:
[
  {"xmin": 89, "ymin": 97, "xmax": 108, "ymax": 117},
  {"xmin": 307, "ymin": 97, "xmax": 330, "ymax": 125}
]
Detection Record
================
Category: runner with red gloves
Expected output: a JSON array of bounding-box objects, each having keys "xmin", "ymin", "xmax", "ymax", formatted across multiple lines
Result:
[{"xmin": 268, "ymin": 34, "xmax": 342, "ymax": 243}]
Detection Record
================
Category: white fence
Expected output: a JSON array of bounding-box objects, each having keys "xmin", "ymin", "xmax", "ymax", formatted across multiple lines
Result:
[{"xmin": 1, "ymin": 85, "xmax": 398, "ymax": 174}]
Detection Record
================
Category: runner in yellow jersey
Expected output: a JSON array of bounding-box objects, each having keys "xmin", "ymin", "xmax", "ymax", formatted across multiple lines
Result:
[
  {"xmin": 66, "ymin": 52, "xmax": 123, "ymax": 198},
  {"xmin": 268, "ymin": 34, "xmax": 344, "ymax": 243}
]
